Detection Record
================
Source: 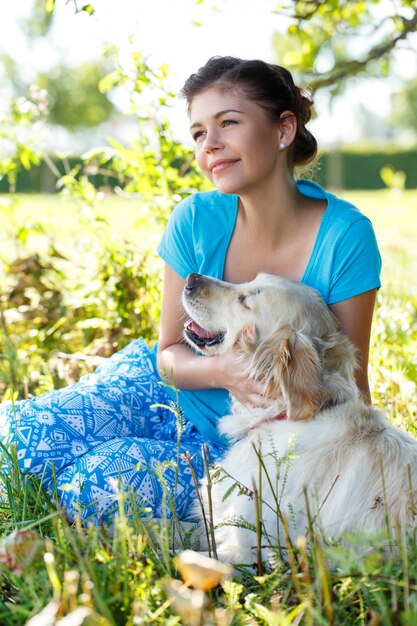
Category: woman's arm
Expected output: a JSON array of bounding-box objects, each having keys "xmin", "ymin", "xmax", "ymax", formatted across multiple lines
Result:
[
  {"xmin": 157, "ymin": 264, "xmax": 216, "ymax": 389},
  {"xmin": 329, "ymin": 288, "xmax": 378, "ymax": 404},
  {"xmin": 157, "ymin": 264, "xmax": 266, "ymax": 406}
]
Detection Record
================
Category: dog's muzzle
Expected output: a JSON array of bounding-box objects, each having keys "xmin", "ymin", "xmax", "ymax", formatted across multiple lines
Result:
[
  {"xmin": 183, "ymin": 274, "xmax": 225, "ymax": 348},
  {"xmin": 184, "ymin": 319, "xmax": 224, "ymax": 348}
]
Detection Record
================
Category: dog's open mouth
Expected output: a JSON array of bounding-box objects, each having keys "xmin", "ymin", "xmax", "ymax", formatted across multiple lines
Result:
[{"xmin": 184, "ymin": 318, "xmax": 225, "ymax": 348}]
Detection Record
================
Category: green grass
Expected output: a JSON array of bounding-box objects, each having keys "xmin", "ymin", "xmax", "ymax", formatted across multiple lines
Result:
[
  {"xmin": 342, "ymin": 189, "xmax": 417, "ymax": 291},
  {"xmin": 2, "ymin": 188, "xmax": 416, "ymax": 288},
  {"xmin": 0, "ymin": 190, "xmax": 417, "ymax": 625},
  {"xmin": 0, "ymin": 192, "xmax": 162, "ymax": 277}
]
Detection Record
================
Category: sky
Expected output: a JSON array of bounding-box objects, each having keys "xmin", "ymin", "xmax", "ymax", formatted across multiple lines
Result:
[{"xmin": 1, "ymin": 0, "xmax": 416, "ymax": 148}]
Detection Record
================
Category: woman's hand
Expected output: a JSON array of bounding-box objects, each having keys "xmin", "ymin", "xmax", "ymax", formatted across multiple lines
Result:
[{"xmin": 213, "ymin": 345, "xmax": 273, "ymax": 409}]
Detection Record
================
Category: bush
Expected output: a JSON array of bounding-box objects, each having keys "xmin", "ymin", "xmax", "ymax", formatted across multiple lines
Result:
[{"xmin": 315, "ymin": 147, "xmax": 417, "ymax": 190}]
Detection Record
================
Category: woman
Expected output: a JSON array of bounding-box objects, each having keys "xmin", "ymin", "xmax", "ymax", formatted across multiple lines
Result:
[{"xmin": 0, "ymin": 56, "xmax": 381, "ymax": 523}]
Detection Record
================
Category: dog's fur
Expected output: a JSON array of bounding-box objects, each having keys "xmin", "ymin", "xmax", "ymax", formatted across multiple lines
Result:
[{"xmin": 182, "ymin": 272, "xmax": 417, "ymax": 565}]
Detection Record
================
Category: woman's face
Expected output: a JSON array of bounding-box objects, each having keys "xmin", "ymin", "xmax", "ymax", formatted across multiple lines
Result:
[{"xmin": 189, "ymin": 87, "xmax": 283, "ymax": 196}]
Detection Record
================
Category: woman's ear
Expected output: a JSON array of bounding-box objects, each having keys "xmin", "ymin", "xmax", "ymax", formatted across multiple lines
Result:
[
  {"xmin": 276, "ymin": 332, "xmax": 329, "ymax": 421},
  {"xmin": 277, "ymin": 111, "xmax": 297, "ymax": 150}
]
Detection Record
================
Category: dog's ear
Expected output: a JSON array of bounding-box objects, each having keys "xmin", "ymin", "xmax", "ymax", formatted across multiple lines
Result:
[{"xmin": 276, "ymin": 332, "xmax": 329, "ymax": 421}]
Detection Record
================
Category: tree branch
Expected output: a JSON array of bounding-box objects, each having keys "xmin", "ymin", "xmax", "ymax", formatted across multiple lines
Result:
[{"xmin": 306, "ymin": 8, "xmax": 417, "ymax": 91}]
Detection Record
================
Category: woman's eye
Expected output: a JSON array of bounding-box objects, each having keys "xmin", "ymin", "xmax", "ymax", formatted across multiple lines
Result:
[
  {"xmin": 221, "ymin": 119, "xmax": 237, "ymax": 128},
  {"xmin": 192, "ymin": 130, "xmax": 206, "ymax": 142}
]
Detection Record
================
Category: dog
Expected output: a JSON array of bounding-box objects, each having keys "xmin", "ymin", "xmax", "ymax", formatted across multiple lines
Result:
[{"xmin": 182, "ymin": 272, "xmax": 417, "ymax": 565}]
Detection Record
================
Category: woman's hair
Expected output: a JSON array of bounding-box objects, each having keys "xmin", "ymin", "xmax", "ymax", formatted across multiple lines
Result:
[{"xmin": 181, "ymin": 56, "xmax": 317, "ymax": 168}]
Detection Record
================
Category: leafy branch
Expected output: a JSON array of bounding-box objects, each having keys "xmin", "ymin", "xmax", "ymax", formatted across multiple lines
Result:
[
  {"xmin": 307, "ymin": 7, "xmax": 417, "ymax": 91},
  {"xmin": 273, "ymin": 0, "xmax": 417, "ymax": 91}
]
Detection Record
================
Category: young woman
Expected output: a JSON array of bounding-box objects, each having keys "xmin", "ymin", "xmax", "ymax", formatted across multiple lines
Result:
[{"xmin": 0, "ymin": 56, "xmax": 381, "ymax": 523}]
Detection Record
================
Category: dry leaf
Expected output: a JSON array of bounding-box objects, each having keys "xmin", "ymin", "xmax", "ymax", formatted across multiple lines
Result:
[
  {"xmin": 173, "ymin": 550, "xmax": 233, "ymax": 591},
  {"xmin": 0, "ymin": 529, "xmax": 43, "ymax": 575},
  {"xmin": 164, "ymin": 579, "xmax": 207, "ymax": 626}
]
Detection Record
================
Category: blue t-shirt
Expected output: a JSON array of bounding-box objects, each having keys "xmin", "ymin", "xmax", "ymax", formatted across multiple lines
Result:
[{"xmin": 153, "ymin": 179, "xmax": 382, "ymax": 446}]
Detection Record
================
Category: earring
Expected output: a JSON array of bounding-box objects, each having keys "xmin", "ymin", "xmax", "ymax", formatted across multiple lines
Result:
[{"xmin": 279, "ymin": 142, "xmax": 286, "ymax": 150}]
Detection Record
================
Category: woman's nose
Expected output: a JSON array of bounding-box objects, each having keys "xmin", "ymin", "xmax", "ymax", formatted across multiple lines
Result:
[{"xmin": 203, "ymin": 129, "xmax": 222, "ymax": 152}]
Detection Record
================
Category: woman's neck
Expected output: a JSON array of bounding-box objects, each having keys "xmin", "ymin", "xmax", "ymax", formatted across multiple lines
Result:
[{"xmin": 237, "ymin": 173, "xmax": 304, "ymax": 246}]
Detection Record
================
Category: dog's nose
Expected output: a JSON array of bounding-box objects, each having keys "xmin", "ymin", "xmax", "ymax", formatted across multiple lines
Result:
[{"xmin": 185, "ymin": 273, "xmax": 202, "ymax": 292}]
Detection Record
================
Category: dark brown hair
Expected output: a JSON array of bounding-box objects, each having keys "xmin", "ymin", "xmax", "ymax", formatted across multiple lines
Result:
[{"xmin": 181, "ymin": 56, "xmax": 317, "ymax": 167}]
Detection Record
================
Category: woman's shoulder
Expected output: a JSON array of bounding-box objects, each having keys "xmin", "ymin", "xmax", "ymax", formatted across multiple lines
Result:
[
  {"xmin": 299, "ymin": 180, "xmax": 381, "ymax": 304},
  {"xmin": 158, "ymin": 190, "xmax": 239, "ymax": 280},
  {"xmin": 298, "ymin": 179, "xmax": 371, "ymax": 226}
]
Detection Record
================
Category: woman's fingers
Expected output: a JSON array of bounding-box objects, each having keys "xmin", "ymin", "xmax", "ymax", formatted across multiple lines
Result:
[
  {"xmin": 246, "ymin": 393, "xmax": 275, "ymax": 409},
  {"xmin": 218, "ymin": 347, "xmax": 274, "ymax": 408}
]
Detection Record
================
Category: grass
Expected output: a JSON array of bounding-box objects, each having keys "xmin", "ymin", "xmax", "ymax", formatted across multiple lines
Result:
[
  {"xmin": 2, "ymin": 188, "xmax": 417, "ymax": 289},
  {"xmin": 341, "ymin": 189, "xmax": 417, "ymax": 292},
  {"xmin": 0, "ymin": 189, "xmax": 417, "ymax": 624}
]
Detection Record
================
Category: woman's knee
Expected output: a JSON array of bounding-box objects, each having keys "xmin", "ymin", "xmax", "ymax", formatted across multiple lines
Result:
[{"xmin": 52, "ymin": 437, "xmax": 206, "ymax": 524}]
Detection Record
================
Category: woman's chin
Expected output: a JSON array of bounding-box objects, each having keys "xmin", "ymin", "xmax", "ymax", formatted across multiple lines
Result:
[{"xmin": 213, "ymin": 180, "xmax": 244, "ymax": 195}]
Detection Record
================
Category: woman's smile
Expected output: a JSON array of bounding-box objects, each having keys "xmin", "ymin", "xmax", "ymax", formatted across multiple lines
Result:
[{"xmin": 209, "ymin": 158, "xmax": 240, "ymax": 174}]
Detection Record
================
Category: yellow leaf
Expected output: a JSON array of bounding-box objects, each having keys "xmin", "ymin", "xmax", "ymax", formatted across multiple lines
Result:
[{"xmin": 173, "ymin": 550, "xmax": 233, "ymax": 591}]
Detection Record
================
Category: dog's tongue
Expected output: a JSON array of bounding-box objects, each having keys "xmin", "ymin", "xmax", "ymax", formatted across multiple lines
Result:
[{"xmin": 185, "ymin": 319, "xmax": 219, "ymax": 340}]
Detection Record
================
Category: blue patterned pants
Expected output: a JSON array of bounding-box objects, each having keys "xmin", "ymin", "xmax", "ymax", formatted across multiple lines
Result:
[{"xmin": 0, "ymin": 340, "xmax": 223, "ymax": 523}]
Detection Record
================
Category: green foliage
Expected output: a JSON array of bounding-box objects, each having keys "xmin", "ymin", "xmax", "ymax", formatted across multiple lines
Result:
[
  {"xmin": 0, "ymin": 193, "xmax": 163, "ymax": 398},
  {"xmin": 22, "ymin": 0, "xmax": 55, "ymax": 38},
  {"xmin": 21, "ymin": 0, "xmax": 95, "ymax": 40},
  {"xmin": 88, "ymin": 45, "xmax": 208, "ymax": 211},
  {"xmin": 315, "ymin": 148, "xmax": 417, "ymax": 190},
  {"xmin": 0, "ymin": 42, "xmax": 209, "ymax": 399},
  {"xmin": 380, "ymin": 165, "xmax": 406, "ymax": 192},
  {"xmin": 37, "ymin": 62, "xmax": 115, "ymax": 130},
  {"xmin": 0, "ymin": 43, "xmax": 208, "ymax": 399},
  {"xmin": 391, "ymin": 77, "xmax": 417, "ymax": 135},
  {"xmin": 0, "ymin": 87, "xmax": 47, "ymax": 191},
  {"xmin": 272, "ymin": 0, "xmax": 417, "ymax": 91},
  {"xmin": 371, "ymin": 292, "xmax": 417, "ymax": 434}
]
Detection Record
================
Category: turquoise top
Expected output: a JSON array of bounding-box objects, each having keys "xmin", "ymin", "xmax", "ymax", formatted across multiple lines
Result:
[{"xmin": 153, "ymin": 180, "xmax": 382, "ymax": 446}]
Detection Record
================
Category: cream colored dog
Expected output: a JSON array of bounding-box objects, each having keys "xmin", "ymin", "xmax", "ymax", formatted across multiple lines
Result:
[{"xmin": 182, "ymin": 272, "xmax": 417, "ymax": 565}]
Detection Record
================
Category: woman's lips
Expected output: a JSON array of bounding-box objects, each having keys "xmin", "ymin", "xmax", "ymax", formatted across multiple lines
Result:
[{"xmin": 210, "ymin": 159, "xmax": 239, "ymax": 173}]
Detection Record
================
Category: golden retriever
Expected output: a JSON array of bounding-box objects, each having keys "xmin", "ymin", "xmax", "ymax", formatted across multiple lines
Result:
[{"xmin": 182, "ymin": 272, "xmax": 417, "ymax": 565}]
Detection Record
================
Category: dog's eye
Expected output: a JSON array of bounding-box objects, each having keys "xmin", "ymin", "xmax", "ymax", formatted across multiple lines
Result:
[{"xmin": 238, "ymin": 294, "xmax": 250, "ymax": 310}]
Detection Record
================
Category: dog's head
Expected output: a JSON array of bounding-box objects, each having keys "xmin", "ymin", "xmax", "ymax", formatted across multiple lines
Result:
[{"xmin": 182, "ymin": 273, "xmax": 358, "ymax": 421}]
